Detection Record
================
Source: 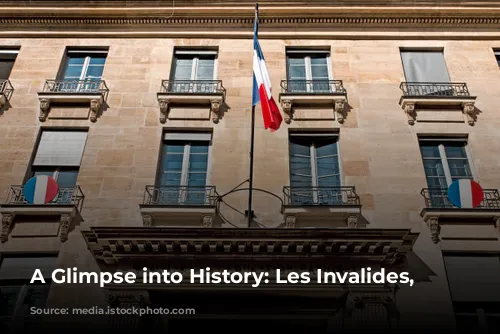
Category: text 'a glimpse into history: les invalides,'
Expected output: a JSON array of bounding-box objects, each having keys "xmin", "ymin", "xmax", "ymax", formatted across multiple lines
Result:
[{"xmin": 28, "ymin": 267, "xmax": 415, "ymax": 288}]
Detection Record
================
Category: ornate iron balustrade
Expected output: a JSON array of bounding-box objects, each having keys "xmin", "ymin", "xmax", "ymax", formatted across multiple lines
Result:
[
  {"xmin": 421, "ymin": 188, "xmax": 500, "ymax": 209},
  {"xmin": 160, "ymin": 80, "xmax": 226, "ymax": 95},
  {"xmin": 280, "ymin": 80, "xmax": 346, "ymax": 94},
  {"xmin": 0, "ymin": 79, "xmax": 14, "ymax": 100},
  {"xmin": 283, "ymin": 186, "xmax": 360, "ymax": 206},
  {"xmin": 143, "ymin": 185, "xmax": 217, "ymax": 206},
  {"xmin": 400, "ymin": 82, "xmax": 471, "ymax": 97},
  {"xmin": 5, "ymin": 185, "xmax": 85, "ymax": 212},
  {"xmin": 42, "ymin": 79, "xmax": 108, "ymax": 95}
]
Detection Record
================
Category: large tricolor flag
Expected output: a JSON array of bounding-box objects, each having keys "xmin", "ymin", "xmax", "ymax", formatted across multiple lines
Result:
[
  {"xmin": 447, "ymin": 179, "xmax": 484, "ymax": 209},
  {"xmin": 252, "ymin": 5, "xmax": 283, "ymax": 131}
]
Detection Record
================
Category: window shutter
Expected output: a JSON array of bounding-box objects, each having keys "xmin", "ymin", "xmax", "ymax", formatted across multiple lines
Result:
[
  {"xmin": 401, "ymin": 51, "xmax": 450, "ymax": 83},
  {"xmin": 444, "ymin": 256, "xmax": 500, "ymax": 302},
  {"xmin": 33, "ymin": 131, "xmax": 88, "ymax": 166},
  {"xmin": 164, "ymin": 132, "xmax": 212, "ymax": 142},
  {"xmin": 0, "ymin": 256, "xmax": 58, "ymax": 280}
]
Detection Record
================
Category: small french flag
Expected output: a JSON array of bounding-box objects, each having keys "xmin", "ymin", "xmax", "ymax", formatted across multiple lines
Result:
[
  {"xmin": 23, "ymin": 175, "xmax": 59, "ymax": 204},
  {"xmin": 447, "ymin": 179, "xmax": 484, "ymax": 209}
]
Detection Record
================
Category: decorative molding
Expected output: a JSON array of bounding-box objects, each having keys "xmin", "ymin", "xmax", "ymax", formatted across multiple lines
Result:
[
  {"xmin": 202, "ymin": 215, "xmax": 213, "ymax": 227},
  {"xmin": 158, "ymin": 97, "xmax": 169, "ymax": 123},
  {"xmin": 334, "ymin": 99, "xmax": 346, "ymax": 124},
  {"xmin": 59, "ymin": 213, "xmax": 72, "ymax": 242},
  {"xmin": 281, "ymin": 99, "xmax": 292, "ymax": 123},
  {"xmin": 462, "ymin": 102, "xmax": 476, "ymax": 125},
  {"xmin": 1, "ymin": 213, "xmax": 14, "ymax": 243},
  {"xmin": 89, "ymin": 98, "xmax": 102, "ymax": 122},
  {"xmin": 426, "ymin": 216, "xmax": 440, "ymax": 244},
  {"xmin": 39, "ymin": 99, "xmax": 50, "ymax": 122},
  {"xmin": 285, "ymin": 215, "xmax": 296, "ymax": 228},
  {"xmin": 142, "ymin": 214, "xmax": 153, "ymax": 227},
  {"xmin": 210, "ymin": 99, "xmax": 221, "ymax": 123},
  {"xmin": 347, "ymin": 215, "xmax": 358, "ymax": 228},
  {"xmin": 403, "ymin": 103, "xmax": 416, "ymax": 125}
]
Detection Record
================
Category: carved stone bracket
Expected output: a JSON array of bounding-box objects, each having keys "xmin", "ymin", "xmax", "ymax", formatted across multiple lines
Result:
[
  {"xmin": 285, "ymin": 215, "xmax": 296, "ymax": 228},
  {"xmin": 202, "ymin": 215, "xmax": 213, "ymax": 227},
  {"xmin": 89, "ymin": 98, "xmax": 103, "ymax": 122},
  {"xmin": 59, "ymin": 213, "xmax": 72, "ymax": 242},
  {"xmin": 334, "ymin": 99, "xmax": 346, "ymax": 124},
  {"xmin": 345, "ymin": 292, "xmax": 399, "ymax": 323},
  {"xmin": 39, "ymin": 99, "xmax": 50, "ymax": 122},
  {"xmin": 158, "ymin": 97, "xmax": 169, "ymax": 123},
  {"xmin": 404, "ymin": 103, "xmax": 416, "ymax": 125},
  {"xmin": 347, "ymin": 215, "xmax": 358, "ymax": 228},
  {"xmin": 426, "ymin": 217, "xmax": 440, "ymax": 244},
  {"xmin": 281, "ymin": 99, "xmax": 292, "ymax": 124},
  {"xmin": 0, "ymin": 94, "xmax": 7, "ymax": 111},
  {"xmin": 142, "ymin": 214, "xmax": 153, "ymax": 227},
  {"xmin": 462, "ymin": 102, "xmax": 475, "ymax": 126},
  {"xmin": 210, "ymin": 99, "xmax": 221, "ymax": 123},
  {"xmin": 107, "ymin": 290, "xmax": 151, "ymax": 307},
  {"xmin": 1, "ymin": 213, "xmax": 14, "ymax": 243}
]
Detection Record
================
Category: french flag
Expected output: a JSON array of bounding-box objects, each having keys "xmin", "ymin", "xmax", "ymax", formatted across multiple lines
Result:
[
  {"xmin": 447, "ymin": 179, "xmax": 484, "ymax": 209},
  {"xmin": 23, "ymin": 175, "xmax": 59, "ymax": 205},
  {"xmin": 252, "ymin": 5, "xmax": 283, "ymax": 132}
]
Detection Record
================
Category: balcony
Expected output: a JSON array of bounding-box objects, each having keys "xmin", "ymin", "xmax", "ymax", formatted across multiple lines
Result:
[
  {"xmin": 399, "ymin": 82, "xmax": 477, "ymax": 125},
  {"xmin": 37, "ymin": 79, "xmax": 109, "ymax": 122},
  {"xmin": 139, "ymin": 185, "xmax": 218, "ymax": 227},
  {"xmin": 282, "ymin": 186, "xmax": 361, "ymax": 228},
  {"xmin": 156, "ymin": 80, "xmax": 226, "ymax": 124},
  {"xmin": 0, "ymin": 79, "xmax": 14, "ymax": 111},
  {"xmin": 278, "ymin": 80, "xmax": 348, "ymax": 123},
  {"xmin": 420, "ymin": 188, "xmax": 500, "ymax": 243},
  {"xmin": 0, "ymin": 185, "xmax": 85, "ymax": 243}
]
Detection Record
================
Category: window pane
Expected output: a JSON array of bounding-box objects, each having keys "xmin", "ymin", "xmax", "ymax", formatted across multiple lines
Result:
[
  {"xmin": 196, "ymin": 58, "xmax": 215, "ymax": 80},
  {"xmin": 317, "ymin": 157, "xmax": 340, "ymax": 177},
  {"xmin": 67, "ymin": 56, "xmax": 86, "ymax": 65},
  {"xmin": 188, "ymin": 153, "xmax": 208, "ymax": 173},
  {"xmin": 161, "ymin": 172, "xmax": 181, "ymax": 186},
  {"xmin": 89, "ymin": 55, "xmax": 106, "ymax": 65},
  {"xmin": 18, "ymin": 285, "xmax": 50, "ymax": 316},
  {"xmin": 448, "ymin": 160, "xmax": 472, "ymax": 180},
  {"xmin": 0, "ymin": 286, "xmax": 21, "ymax": 316},
  {"xmin": 317, "ymin": 175, "xmax": 340, "ymax": 186},
  {"xmin": 420, "ymin": 144, "xmax": 441, "ymax": 158},
  {"xmin": 189, "ymin": 143, "xmax": 209, "ymax": 154},
  {"xmin": 63, "ymin": 65, "xmax": 84, "ymax": 79},
  {"xmin": 84, "ymin": 65, "xmax": 104, "ymax": 79},
  {"xmin": 56, "ymin": 170, "xmax": 78, "ymax": 188},
  {"xmin": 315, "ymin": 139, "xmax": 338, "ymax": 157},
  {"xmin": 164, "ymin": 154, "xmax": 183, "ymax": 171},
  {"xmin": 173, "ymin": 58, "xmax": 193, "ymax": 80},
  {"xmin": 445, "ymin": 144, "xmax": 467, "ymax": 158},
  {"xmin": 310, "ymin": 56, "xmax": 327, "ymax": 65}
]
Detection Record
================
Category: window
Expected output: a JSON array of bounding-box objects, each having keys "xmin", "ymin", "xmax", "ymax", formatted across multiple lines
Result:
[
  {"xmin": 29, "ymin": 130, "xmax": 88, "ymax": 202},
  {"xmin": 58, "ymin": 49, "xmax": 107, "ymax": 92},
  {"xmin": 495, "ymin": 51, "xmax": 500, "ymax": 68},
  {"xmin": 443, "ymin": 254, "xmax": 500, "ymax": 334},
  {"xmin": 288, "ymin": 133, "xmax": 341, "ymax": 205},
  {"xmin": 170, "ymin": 49, "xmax": 217, "ymax": 93},
  {"xmin": 0, "ymin": 255, "xmax": 57, "ymax": 330},
  {"xmin": 286, "ymin": 49, "xmax": 332, "ymax": 93},
  {"xmin": 401, "ymin": 50, "xmax": 451, "ymax": 95},
  {"xmin": 156, "ymin": 132, "xmax": 211, "ymax": 205},
  {"xmin": 0, "ymin": 49, "xmax": 18, "ymax": 80}
]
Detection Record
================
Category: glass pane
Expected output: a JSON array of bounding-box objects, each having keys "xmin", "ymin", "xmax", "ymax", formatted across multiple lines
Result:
[
  {"xmin": 89, "ymin": 55, "xmax": 107, "ymax": 65},
  {"xmin": 33, "ymin": 170, "xmax": 55, "ymax": 178},
  {"xmin": 289, "ymin": 137, "xmax": 311, "ymax": 156},
  {"xmin": 165, "ymin": 143, "xmax": 185, "ymax": 153},
  {"xmin": 63, "ymin": 66, "xmax": 84, "ymax": 79},
  {"xmin": 290, "ymin": 174, "xmax": 312, "ymax": 187},
  {"xmin": 317, "ymin": 157, "xmax": 340, "ymax": 177},
  {"xmin": 423, "ymin": 159, "xmax": 446, "ymax": 177},
  {"xmin": 189, "ymin": 143, "xmax": 209, "ymax": 154},
  {"xmin": 317, "ymin": 175, "xmax": 340, "ymax": 186},
  {"xmin": 188, "ymin": 153, "xmax": 208, "ymax": 172},
  {"xmin": 310, "ymin": 56, "xmax": 327, "ymax": 65},
  {"xmin": 290, "ymin": 156, "xmax": 312, "ymax": 176},
  {"xmin": 164, "ymin": 154, "xmax": 183, "ymax": 171},
  {"xmin": 0, "ymin": 286, "xmax": 21, "ymax": 316},
  {"xmin": 56, "ymin": 170, "xmax": 78, "ymax": 188},
  {"xmin": 448, "ymin": 160, "xmax": 472, "ymax": 180},
  {"xmin": 67, "ymin": 56, "xmax": 86, "ymax": 65},
  {"xmin": 84, "ymin": 65, "xmax": 104, "ymax": 79},
  {"xmin": 311, "ymin": 64, "xmax": 329, "ymax": 79},
  {"xmin": 161, "ymin": 172, "xmax": 181, "ymax": 186},
  {"xmin": 445, "ymin": 144, "xmax": 467, "ymax": 158},
  {"xmin": 174, "ymin": 58, "xmax": 193, "ymax": 80},
  {"xmin": 420, "ymin": 144, "xmax": 440, "ymax": 158},
  {"xmin": 196, "ymin": 58, "xmax": 215, "ymax": 80},
  {"xmin": 315, "ymin": 139, "xmax": 338, "ymax": 157},
  {"xmin": 17, "ymin": 285, "xmax": 49, "ymax": 316},
  {"xmin": 288, "ymin": 65, "xmax": 306, "ymax": 79}
]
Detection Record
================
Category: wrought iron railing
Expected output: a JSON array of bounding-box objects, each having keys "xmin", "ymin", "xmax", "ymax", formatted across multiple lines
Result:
[
  {"xmin": 400, "ymin": 82, "xmax": 471, "ymax": 97},
  {"xmin": 0, "ymin": 79, "xmax": 14, "ymax": 101},
  {"xmin": 280, "ymin": 80, "xmax": 346, "ymax": 94},
  {"xmin": 4, "ymin": 185, "xmax": 85, "ymax": 212},
  {"xmin": 160, "ymin": 80, "xmax": 226, "ymax": 95},
  {"xmin": 283, "ymin": 186, "xmax": 360, "ymax": 206},
  {"xmin": 143, "ymin": 185, "xmax": 217, "ymax": 206},
  {"xmin": 42, "ymin": 79, "xmax": 108, "ymax": 96},
  {"xmin": 421, "ymin": 188, "xmax": 500, "ymax": 209}
]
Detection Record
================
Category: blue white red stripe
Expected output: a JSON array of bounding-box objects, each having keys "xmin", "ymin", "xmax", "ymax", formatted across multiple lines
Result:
[
  {"xmin": 447, "ymin": 179, "xmax": 484, "ymax": 209},
  {"xmin": 23, "ymin": 175, "xmax": 59, "ymax": 204},
  {"xmin": 252, "ymin": 6, "xmax": 283, "ymax": 131}
]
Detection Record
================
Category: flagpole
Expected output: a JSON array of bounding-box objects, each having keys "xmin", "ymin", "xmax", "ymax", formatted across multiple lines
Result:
[{"xmin": 248, "ymin": 3, "xmax": 258, "ymax": 228}]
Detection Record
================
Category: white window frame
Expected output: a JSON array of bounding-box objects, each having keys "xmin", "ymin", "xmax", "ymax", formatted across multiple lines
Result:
[
  {"xmin": 286, "ymin": 50, "xmax": 333, "ymax": 93},
  {"xmin": 420, "ymin": 139, "xmax": 476, "ymax": 186},
  {"xmin": 289, "ymin": 134, "xmax": 342, "ymax": 203},
  {"xmin": 173, "ymin": 50, "xmax": 218, "ymax": 81},
  {"xmin": 65, "ymin": 50, "xmax": 107, "ymax": 81}
]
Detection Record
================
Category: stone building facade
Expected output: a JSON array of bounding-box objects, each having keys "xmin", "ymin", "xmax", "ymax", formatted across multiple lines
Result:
[{"xmin": 0, "ymin": 0, "xmax": 500, "ymax": 333}]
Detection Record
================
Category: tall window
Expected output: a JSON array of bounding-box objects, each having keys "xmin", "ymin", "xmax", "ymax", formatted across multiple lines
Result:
[
  {"xmin": 286, "ymin": 50, "xmax": 331, "ymax": 93},
  {"xmin": 157, "ymin": 132, "xmax": 211, "ymax": 205},
  {"xmin": 443, "ymin": 254, "xmax": 500, "ymax": 334},
  {"xmin": 401, "ymin": 50, "xmax": 451, "ymax": 95},
  {"xmin": 289, "ymin": 133, "xmax": 341, "ymax": 204},
  {"xmin": 170, "ymin": 50, "xmax": 217, "ymax": 93},
  {"xmin": 495, "ymin": 50, "xmax": 500, "ymax": 68},
  {"xmin": 0, "ymin": 255, "xmax": 57, "ymax": 330},
  {"xmin": 58, "ymin": 49, "xmax": 107, "ymax": 92},
  {"xmin": 29, "ymin": 130, "xmax": 88, "ymax": 202},
  {"xmin": 0, "ymin": 49, "xmax": 18, "ymax": 80}
]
